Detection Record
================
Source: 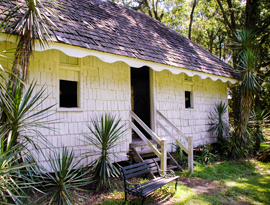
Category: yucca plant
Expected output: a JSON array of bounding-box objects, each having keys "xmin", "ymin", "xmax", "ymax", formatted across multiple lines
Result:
[
  {"xmin": 40, "ymin": 147, "xmax": 92, "ymax": 205},
  {"xmin": 0, "ymin": 80, "xmax": 55, "ymax": 150},
  {"xmin": 83, "ymin": 113, "xmax": 126, "ymax": 189},
  {"xmin": 0, "ymin": 139, "xmax": 36, "ymax": 205},
  {"xmin": 0, "ymin": 0, "xmax": 57, "ymax": 83},
  {"xmin": 208, "ymin": 101, "xmax": 229, "ymax": 155}
]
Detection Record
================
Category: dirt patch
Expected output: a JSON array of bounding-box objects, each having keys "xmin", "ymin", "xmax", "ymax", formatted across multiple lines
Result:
[{"xmin": 178, "ymin": 177, "xmax": 221, "ymax": 195}]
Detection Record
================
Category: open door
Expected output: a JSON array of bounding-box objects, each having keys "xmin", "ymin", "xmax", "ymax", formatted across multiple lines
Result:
[{"xmin": 131, "ymin": 66, "xmax": 151, "ymax": 141}]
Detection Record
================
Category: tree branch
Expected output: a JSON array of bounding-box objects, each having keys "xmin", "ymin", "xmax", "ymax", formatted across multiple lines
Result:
[{"xmin": 216, "ymin": 0, "xmax": 234, "ymax": 36}]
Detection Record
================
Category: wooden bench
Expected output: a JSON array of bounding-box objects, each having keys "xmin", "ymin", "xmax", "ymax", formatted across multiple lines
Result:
[{"xmin": 119, "ymin": 159, "xmax": 179, "ymax": 205}]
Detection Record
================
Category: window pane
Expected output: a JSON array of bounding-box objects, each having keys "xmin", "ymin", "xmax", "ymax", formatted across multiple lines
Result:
[
  {"xmin": 60, "ymin": 80, "xmax": 78, "ymax": 108},
  {"xmin": 185, "ymin": 91, "xmax": 191, "ymax": 108}
]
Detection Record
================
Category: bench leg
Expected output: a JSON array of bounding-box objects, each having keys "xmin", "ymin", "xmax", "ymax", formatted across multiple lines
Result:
[
  {"xmin": 141, "ymin": 196, "xmax": 146, "ymax": 205},
  {"xmin": 125, "ymin": 191, "xmax": 127, "ymax": 202},
  {"xmin": 175, "ymin": 179, "xmax": 179, "ymax": 191}
]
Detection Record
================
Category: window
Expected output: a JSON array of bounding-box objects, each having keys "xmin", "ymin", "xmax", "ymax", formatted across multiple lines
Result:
[
  {"xmin": 60, "ymin": 80, "xmax": 78, "ymax": 108},
  {"xmin": 60, "ymin": 52, "xmax": 79, "ymax": 65},
  {"xmin": 185, "ymin": 91, "xmax": 191, "ymax": 108}
]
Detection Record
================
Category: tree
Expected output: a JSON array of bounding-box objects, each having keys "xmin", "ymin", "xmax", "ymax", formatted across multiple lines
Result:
[
  {"xmin": 188, "ymin": 0, "xmax": 197, "ymax": 39},
  {"xmin": 0, "ymin": 0, "xmax": 57, "ymax": 147},
  {"xmin": 0, "ymin": 0, "xmax": 56, "ymax": 85},
  {"xmin": 113, "ymin": 0, "xmax": 165, "ymax": 21}
]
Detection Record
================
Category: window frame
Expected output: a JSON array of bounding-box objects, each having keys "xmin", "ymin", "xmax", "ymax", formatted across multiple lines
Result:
[{"xmin": 57, "ymin": 54, "xmax": 83, "ymax": 112}]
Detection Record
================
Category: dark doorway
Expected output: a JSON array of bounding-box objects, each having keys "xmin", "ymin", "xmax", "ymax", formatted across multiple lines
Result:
[{"xmin": 131, "ymin": 67, "xmax": 151, "ymax": 141}]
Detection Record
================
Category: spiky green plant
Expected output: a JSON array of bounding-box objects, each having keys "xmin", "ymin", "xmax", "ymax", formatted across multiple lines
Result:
[
  {"xmin": 208, "ymin": 101, "xmax": 229, "ymax": 155},
  {"xmin": 0, "ymin": 0, "xmax": 58, "ymax": 82},
  {"xmin": 40, "ymin": 147, "xmax": 92, "ymax": 205},
  {"xmin": 0, "ymin": 139, "xmax": 36, "ymax": 205},
  {"xmin": 83, "ymin": 113, "xmax": 126, "ymax": 189},
  {"xmin": 0, "ymin": 80, "xmax": 55, "ymax": 150},
  {"xmin": 231, "ymin": 50, "xmax": 260, "ymax": 159}
]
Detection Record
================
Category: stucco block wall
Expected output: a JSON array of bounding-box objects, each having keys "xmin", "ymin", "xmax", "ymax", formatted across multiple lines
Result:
[{"xmin": 154, "ymin": 70, "xmax": 228, "ymax": 150}]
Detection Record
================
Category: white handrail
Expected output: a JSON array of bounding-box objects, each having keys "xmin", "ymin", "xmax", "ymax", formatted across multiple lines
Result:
[
  {"xmin": 130, "ymin": 110, "xmax": 167, "ymax": 170},
  {"xmin": 156, "ymin": 110, "xmax": 193, "ymax": 173},
  {"xmin": 129, "ymin": 121, "xmax": 161, "ymax": 158},
  {"xmin": 156, "ymin": 119, "xmax": 188, "ymax": 153},
  {"xmin": 130, "ymin": 110, "xmax": 161, "ymax": 144},
  {"xmin": 156, "ymin": 110, "xmax": 188, "ymax": 141}
]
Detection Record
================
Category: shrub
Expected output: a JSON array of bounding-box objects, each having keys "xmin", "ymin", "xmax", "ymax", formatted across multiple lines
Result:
[
  {"xmin": 83, "ymin": 113, "xmax": 126, "ymax": 189},
  {"xmin": 208, "ymin": 101, "xmax": 229, "ymax": 155},
  {"xmin": 41, "ymin": 147, "xmax": 92, "ymax": 205}
]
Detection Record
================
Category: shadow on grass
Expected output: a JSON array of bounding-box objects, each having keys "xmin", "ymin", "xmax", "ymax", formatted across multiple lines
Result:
[
  {"xmin": 174, "ymin": 160, "xmax": 270, "ymax": 205},
  {"xmin": 98, "ymin": 181, "xmax": 177, "ymax": 205}
]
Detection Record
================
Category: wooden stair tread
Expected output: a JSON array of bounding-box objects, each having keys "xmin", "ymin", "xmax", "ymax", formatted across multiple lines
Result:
[
  {"xmin": 136, "ymin": 148, "xmax": 161, "ymax": 155},
  {"xmin": 167, "ymin": 165, "xmax": 178, "ymax": 170},
  {"xmin": 130, "ymin": 140, "xmax": 158, "ymax": 148}
]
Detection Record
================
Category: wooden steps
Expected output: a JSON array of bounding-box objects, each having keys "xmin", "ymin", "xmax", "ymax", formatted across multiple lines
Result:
[{"xmin": 129, "ymin": 140, "xmax": 183, "ymax": 178}]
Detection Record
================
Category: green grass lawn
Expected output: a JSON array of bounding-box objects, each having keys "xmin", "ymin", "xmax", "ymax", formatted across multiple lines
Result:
[{"xmin": 93, "ymin": 159, "xmax": 270, "ymax": 205}]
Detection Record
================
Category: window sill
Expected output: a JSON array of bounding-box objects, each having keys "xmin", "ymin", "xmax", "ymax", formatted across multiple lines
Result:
[
  {"xmin": 185, "ymin": 108, "xmax": 196, "ymax": 111},
  {"xmin": 56, "ymin": 107, "xmax": 84, "ymax": 112}
]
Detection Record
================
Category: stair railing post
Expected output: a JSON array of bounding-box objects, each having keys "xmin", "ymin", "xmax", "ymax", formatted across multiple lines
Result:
[
  {"xmin": 160, "ymin": 138, "xmax": 167, "ymax": 174},
  {"xmin": 188, "ymin": 136, "xmax": 193, "ymax": 173}
]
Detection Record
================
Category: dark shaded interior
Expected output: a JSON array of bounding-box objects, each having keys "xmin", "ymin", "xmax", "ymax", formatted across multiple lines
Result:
[
  {"xmin": 60, "ymin": 80, "xmax": 78, "ymax": 108},
  {"xmin": 131, "ymin": 67, "xmax": 151, "ymax": 140},
  {"xmin": 185, "ymin": 91, "xmax": 191, "ymax": 108}
]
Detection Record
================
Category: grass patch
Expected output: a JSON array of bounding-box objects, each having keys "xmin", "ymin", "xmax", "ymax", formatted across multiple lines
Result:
[{"xmin": 66, "ymin": 159, "xmax": 270, "ymax": 204}]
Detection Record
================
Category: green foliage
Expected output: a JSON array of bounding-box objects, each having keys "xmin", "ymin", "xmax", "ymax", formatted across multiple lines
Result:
[
  {"xmin": 208, "ymin": 101, "xmax": 229, "ymax": 155},
  {"xmin": 0, "ymin": 80, "xmax": 55, "ymax": 150},
  {"xmin": 172, "ymin": 143, "xmax": 188, "ymax": 167},
  {"xmin": 0, "ymin": 139, "xmax": 37, "ymax": 204},
  {"xmin": 41, "ymin": 147, "xmax": 92, "ymax": 205},
  {"xmin": 194, "ymin": 145, "xmax": 220, "ymax": 165},
  {"xmin": 258, "ymin": 145, "xmax": 270, "ymax": 162},
  {"xmin": 249, "ymin": 108, "xmax": 269, "ymax": 152},
  {"xmin": 0, "ymin": 0, "xmax": 57, "ymax": 47},
  {"xmin": 83, "ymin": 113, "xmax": 126, "ymax": 189}
]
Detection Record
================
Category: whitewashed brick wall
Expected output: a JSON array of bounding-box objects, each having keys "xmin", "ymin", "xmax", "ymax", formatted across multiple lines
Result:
[{"xmin": 154, "ymin": 70, "xmax": 228, "ymax": 151}]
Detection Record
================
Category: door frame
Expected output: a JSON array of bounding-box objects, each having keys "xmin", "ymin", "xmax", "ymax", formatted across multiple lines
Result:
[{"xmin": 150, "ymin": 68, "xmax": 156, "ymax": 133}]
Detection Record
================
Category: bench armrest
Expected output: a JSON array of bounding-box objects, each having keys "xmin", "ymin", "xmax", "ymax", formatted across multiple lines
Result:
[{"xmin": 159, "ymin": 169, "xmax": 176, "ymax": 178}]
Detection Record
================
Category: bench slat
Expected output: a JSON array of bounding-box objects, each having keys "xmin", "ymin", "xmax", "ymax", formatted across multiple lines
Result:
[
  {"xmin": 121, "ymin": 161, "xmax": 149, "ymax": 170},
  {"xmin": 122, "ymin": 164, "xmax": 150, "ymax": 175}
]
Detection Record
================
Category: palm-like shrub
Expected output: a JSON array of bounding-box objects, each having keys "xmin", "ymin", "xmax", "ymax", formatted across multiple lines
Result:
[
  {"xmin": 208, "ymin": 101, "xmax": 229, "ymax": 155},
  {"xmin": 0, "ymin": 80, "xmax": 55, "ymax": 150},
  {"xmin": 41, "ymin": 147, "xmax": 92, "ymax": 205},
  {"xmin": 0, "ymin": 0, "xmax": 57, "ymax": 82},
  {"xmin": 0, "ymin": 140, "xmax": 36, "ymax": 204},
  {"xmin": 83, "ymin": 113, "xmax": 126, "ymax": 189}
]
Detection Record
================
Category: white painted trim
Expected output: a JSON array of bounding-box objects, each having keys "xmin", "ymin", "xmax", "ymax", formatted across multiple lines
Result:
[
  {"xmin": 56, "ymin": 107, "xmax": 84, "ymax": 112},
  {"xmin": 150, "ymin": 69, "xmax": 156, "ymax": 132},
  {"xmin": 0, "ymin": 34, "xmax": 238, "ymax": 84}
]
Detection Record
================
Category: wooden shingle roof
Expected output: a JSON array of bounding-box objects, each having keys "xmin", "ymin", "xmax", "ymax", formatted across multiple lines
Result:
[{"xmin": 0, "ymin": 0, "xmax": 240, "ymax": 79}]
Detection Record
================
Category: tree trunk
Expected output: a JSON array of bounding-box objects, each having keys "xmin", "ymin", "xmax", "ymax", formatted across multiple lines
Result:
[
  {"xmin": 246, "ymin": 0, "xmax": 259, "ymax": 30},
  {"xmin": 208, "ymin": 30, "xmax": 214, "ymax": 54},
  {"xmin": 188, "ymin": 0, "xmax": 197, "ymax": 40},
  {"xmin": 234, "ymin": 91, "xmax": 253, "ymax": 156},
  {"xmin": 10, "ymin": 31, "xmax": 32, "ymax": 88}
]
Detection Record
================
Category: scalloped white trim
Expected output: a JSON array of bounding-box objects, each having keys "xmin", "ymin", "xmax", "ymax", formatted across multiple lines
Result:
[{"xmin": 0, "ymin": 34, "xmax": 238, "ymax": 84}]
